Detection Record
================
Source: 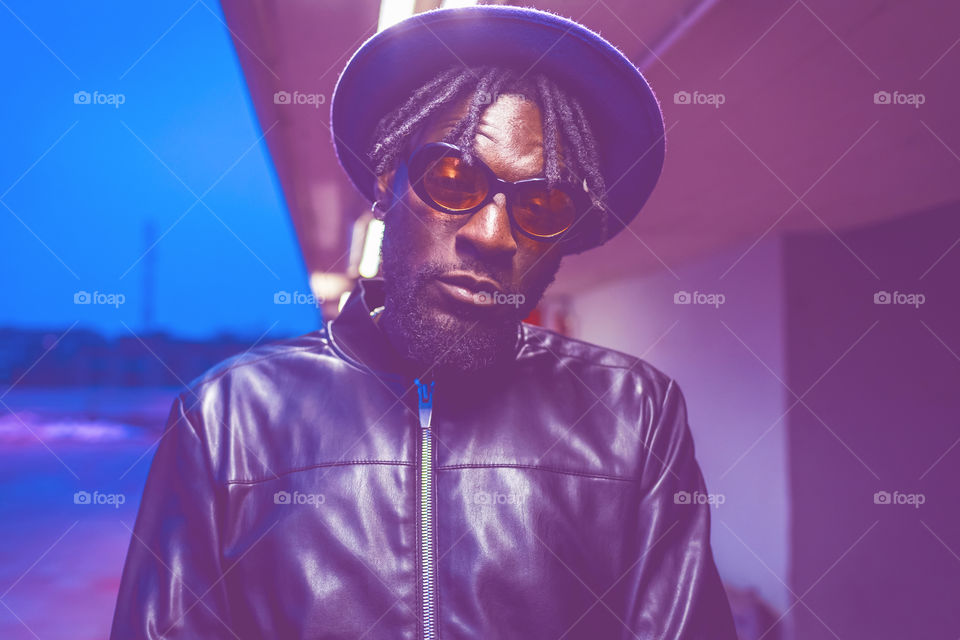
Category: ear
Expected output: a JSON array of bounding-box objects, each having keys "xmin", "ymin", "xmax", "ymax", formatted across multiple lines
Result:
[{"xmin": 373, "ymin": 166, "xmax": 399, "ymax": 220}]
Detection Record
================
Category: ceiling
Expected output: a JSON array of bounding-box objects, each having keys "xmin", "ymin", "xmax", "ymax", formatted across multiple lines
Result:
[{"xmin": 220, "ymin": 0, "xmax": 960, "ymax": 298}]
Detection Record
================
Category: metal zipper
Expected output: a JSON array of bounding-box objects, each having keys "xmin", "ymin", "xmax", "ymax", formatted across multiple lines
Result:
[{"xmin": 415, "ymin": 378, "xmax": 436, "ymax": 639}]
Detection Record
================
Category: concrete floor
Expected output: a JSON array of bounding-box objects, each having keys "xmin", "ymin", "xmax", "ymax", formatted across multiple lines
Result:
[{"xmin": 0, "ymin": 387, "xmax": 177, "ymax": 640}]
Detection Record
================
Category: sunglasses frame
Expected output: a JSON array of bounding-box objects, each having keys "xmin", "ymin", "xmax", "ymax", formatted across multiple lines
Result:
[{"xmin": 404, "ymin": 141, "xmax": 594, "ymax": 242}]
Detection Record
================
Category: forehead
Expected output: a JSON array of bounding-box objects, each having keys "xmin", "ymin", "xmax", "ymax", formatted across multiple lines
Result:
[{"xmin": 412, "ymin": 93, "xmax": 549, "ymax": 182}]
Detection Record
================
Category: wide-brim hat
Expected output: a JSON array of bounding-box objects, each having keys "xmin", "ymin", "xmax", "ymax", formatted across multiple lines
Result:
[{"xmin": 330, "ymin": 5, "xmax": 665, "ymax": 253}]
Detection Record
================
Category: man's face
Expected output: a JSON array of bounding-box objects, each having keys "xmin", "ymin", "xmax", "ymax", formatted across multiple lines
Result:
[{"xmin": 376, "ymin": 92, "xmax": 565, "ymax": 374}]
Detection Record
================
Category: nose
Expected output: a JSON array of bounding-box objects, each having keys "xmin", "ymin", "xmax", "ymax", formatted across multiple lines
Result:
[{"xmin": 455, "ymin": 192, "xmax": 517, "ymax": 260}]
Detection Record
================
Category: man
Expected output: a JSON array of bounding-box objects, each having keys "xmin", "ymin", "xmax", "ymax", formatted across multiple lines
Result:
[{"xmin": 111, "ymin": 6, "xmax": 737, "ymax": 639}]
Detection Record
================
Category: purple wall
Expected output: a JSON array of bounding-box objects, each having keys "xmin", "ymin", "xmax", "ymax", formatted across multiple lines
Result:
[
  {"xmin": 566, "ymin": 234, "xmax": 792, "ymax": 624},
  {"xmin": 785, "ymin": 201, "xmax": 960, "ymax": 638}
]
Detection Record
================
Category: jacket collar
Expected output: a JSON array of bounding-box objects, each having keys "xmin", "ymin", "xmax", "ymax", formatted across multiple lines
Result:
[{"xmin": 327, "ymin": 277, "xmax": 524, "ymax": 381}]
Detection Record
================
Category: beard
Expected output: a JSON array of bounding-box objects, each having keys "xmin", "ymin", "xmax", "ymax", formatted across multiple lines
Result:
[{"xmin": 379, "ymin": 212, "xmax": 560, "ymax": 375}]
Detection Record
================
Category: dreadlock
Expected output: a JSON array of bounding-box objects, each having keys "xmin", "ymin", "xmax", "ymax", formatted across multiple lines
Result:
[{"xmin": 368, "ymin": 65, "xmax": 609, "ymax": 247}]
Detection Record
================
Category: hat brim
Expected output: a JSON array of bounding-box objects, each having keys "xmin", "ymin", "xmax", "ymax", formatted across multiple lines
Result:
[{"xmin": 330, "ymin": 5, "xmax": 665, "ymax": 253}]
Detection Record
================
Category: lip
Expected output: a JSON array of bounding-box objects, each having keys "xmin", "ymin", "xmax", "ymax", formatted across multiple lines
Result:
[{"xmin": 435, "ymin": 272, "xmax": 502, "ymax": 307}]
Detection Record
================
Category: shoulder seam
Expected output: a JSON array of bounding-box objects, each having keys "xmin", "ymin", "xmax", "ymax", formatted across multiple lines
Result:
[
  {"xmin": 521, "ymin": 325, "xmax": 651, "ymax": 374},
  {"xmin": 189, "ymin": 338, "xmax": 330, "ymax": 392}
]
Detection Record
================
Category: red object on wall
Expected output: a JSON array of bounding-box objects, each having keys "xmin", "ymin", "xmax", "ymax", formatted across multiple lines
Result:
[{"xmin": 524, "ymin": 308, "xmax": 543, "ymax": 326}]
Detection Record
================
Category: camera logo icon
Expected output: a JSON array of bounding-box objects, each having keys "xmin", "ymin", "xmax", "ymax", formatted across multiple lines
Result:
[
  {"xmin": 273, "ymin": 490, "xmax": 291, "ymax": 504},
  {"xmin": 673, "ymin": 291, "xmax": 691, "ymax": 304},
  {"xmin": 673, "ymin": 91, "xmax": 691, "ymax": 105},
  {"xmin": 873, "ymin": 91, "xmax": 891, "ymax": 105},
  {"xmin": 873, "ymin": 291, "xmax": 891, "ymax": 304},
  {"xmin": 873, "ymin": 491, "xmax": 891, "ymax": 504},
  {"xmin": 73, "ymin": 490, "xmax": 91, "ymax": 504},
  {"xmin": 673, "ymin": 491, "xmax": 691, "ymax": 504},
  {"xmin": 74, "ymin": 291, "xmax": 91, "ymax": 304},
  {"xmin": 474, "ymin": 291, "xmax": 492, "ymax": 305},
  {"xmin": 273, "ymin": 91, "xmax": 291, "ymax": 105},
  {"xmin": 73, "ymin": 91, "xmax": 91, "ymax": 104},
  {"xmin": 274, "ymin": 291, "xmax": 291, "ymax": 304}
]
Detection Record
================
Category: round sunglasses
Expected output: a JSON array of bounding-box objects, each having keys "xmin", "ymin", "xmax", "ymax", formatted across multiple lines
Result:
[{"xmin": 404, "ymin": 142, "xmax": 594, "ymax": 241}]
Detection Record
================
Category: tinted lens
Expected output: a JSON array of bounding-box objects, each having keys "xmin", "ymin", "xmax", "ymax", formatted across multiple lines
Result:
[
  {"xmin": 421, "ymin": 155, "xmax": 488, "ymax": 211},
  {"xmin": 513, "ymin": 183, "xmax": 577, "ymax": 237}
]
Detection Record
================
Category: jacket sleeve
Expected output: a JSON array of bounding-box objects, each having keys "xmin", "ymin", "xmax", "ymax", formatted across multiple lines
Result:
[
  {"xmin": 626, "ymin": 377, "xmax": 738, "ymax": 640},
  {"xmin": 110, "ymin": 393, "xmax": 234, "ymax": 639}
]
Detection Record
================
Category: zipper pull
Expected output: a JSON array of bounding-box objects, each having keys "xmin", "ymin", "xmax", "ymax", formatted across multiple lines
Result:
[{"xmin": 414, "ymin": 378, "xmax": 435, "ymax": 431}]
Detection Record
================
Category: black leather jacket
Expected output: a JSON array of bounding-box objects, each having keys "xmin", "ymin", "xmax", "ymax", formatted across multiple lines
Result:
[{"xmin": 111, "ymin": 277, "xmax": 737, "ymax": 639}]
